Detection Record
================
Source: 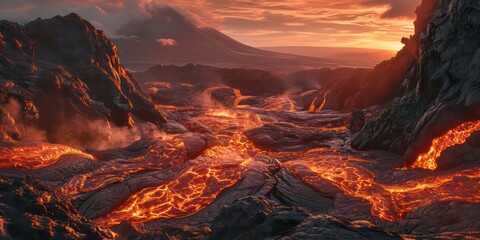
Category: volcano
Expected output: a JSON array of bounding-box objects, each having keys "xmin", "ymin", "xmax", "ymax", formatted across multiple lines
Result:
[
  {"xmin": 112, "ymin": 6, "xmax": 348, "ymax": 72},
  {"xmin": 1, "ymin": 0, "xmax": 480, "ymax": 239}
]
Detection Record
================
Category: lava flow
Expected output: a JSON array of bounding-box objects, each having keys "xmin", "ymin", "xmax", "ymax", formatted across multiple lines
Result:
[
  {"xmin": 284, "ymin": 149, "xmax": 480, "ymax": 221},
  {"xmin": 412, "ymin": 120, "xmax": 480, "ymax": 170},
  {"xmin": 58, "ymin": 138, "xmax": 187, "ymax": 196},
  {"xmin": 94, "ymin": 153, "xmax": 250, "ymax": 226},
  {"xmin": 4, "ymin": 106, "xmax": 480, "ymax": 232},
  {"xmin": 92, "ymin": 109, "xmax": 258, "ymax": 226},
  {"xmin": 308, "ymin": 91, "xmax": 329, "ymax": 113},
  {"xmin": 0, "ymin": 143, "xmax": 94, "ymax": 170}
]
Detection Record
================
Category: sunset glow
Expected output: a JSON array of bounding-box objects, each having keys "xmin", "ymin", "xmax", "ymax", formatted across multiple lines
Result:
[{"xmin": 0, "ymin": 0, "xmax": 420, "ymax": 51}]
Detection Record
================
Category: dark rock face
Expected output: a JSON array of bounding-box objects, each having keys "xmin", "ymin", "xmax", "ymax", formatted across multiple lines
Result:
[
  {"xmin": 209, "ymin": 196, "xmax": 310, "ymax": 240},
  {"xmin": 0, "ymin": 14, "xmax": 167, "ymax": 146},
  {"xmin": 283, "ymin": 215, "xmax": 401, "ymax": 240},
  {"xmin": 0, "ymin": 178, "xmax": 112, "ymax": 239},
  {"xmin": 245, "ymin": 123, "xmax": 339, "ymax": 152},
  {"xmin": 209, "ymin": 196, "xmax": 401, "ymax": 240},
  {"xmin": 349, "ymin": 109, "xmax": 365, "ymax": 134},
  {"xmin": 284, "ymin": 2, "xmax": 443, "ymax": 113},
  {"xmin": 353, "ymin": 0, "xmax": 480, "ymax": 163},
  {"xmin": 287, "ymin": 40, "xmax": 418, "ymax": 111}
]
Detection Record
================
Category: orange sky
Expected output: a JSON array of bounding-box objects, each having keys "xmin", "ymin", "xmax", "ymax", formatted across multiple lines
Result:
[{"xmin": 0, "ymin": 0, "xmax": 421, "ymax": 51}]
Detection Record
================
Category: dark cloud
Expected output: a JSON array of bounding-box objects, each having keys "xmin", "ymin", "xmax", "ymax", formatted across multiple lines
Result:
[{"xmin": 359, "ymin": 0, "xmax": 421, "ymax": 18}]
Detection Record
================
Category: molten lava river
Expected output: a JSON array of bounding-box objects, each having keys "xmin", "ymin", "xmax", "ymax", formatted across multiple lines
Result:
[{"xmin": 1, "ymin": 103, "xmax": 479, "ymax": 238}]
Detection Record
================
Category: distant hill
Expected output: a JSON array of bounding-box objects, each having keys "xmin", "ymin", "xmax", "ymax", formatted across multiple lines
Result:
[
  {"xmin": 111, "ymin": 6, "xmax": 361, "ymax": 73},
  {"xmin": 260, "ymin": 46, "xmax": 396, "ymax": 67}
]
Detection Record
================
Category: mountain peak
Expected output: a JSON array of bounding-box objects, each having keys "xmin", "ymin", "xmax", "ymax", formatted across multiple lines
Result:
[{"xmin": 117, "ymin": 5, "xmax": 197, "ymax": 40}]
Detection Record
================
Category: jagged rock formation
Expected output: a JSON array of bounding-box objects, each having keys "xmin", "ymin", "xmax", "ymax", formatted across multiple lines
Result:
[
  {"xmin": 284, "ymin": 1, "xmax": 444, "ymax": 113},
  {"xmin": 209, "ymin": 196, "xmax": 401, "ymax": 240},
  {"xmin": 0, "ymin": 14, "xmax": 167, "ymax": 148},
  {"xmin": 286, "ymin": 32, "xmax": 419, "ymax": 111},
  {"xmin": 352, "ymin": 0, "xmax": 480, "ymax": 164},
  {"xmin": 0, "ymin": 178, "xmax": 113, "ymax": 239}
]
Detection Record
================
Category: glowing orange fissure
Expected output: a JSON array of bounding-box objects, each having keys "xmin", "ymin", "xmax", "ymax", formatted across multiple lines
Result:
[{"xmin": 412, "ymin": 120, "xmax": 480, "ymax": 170}]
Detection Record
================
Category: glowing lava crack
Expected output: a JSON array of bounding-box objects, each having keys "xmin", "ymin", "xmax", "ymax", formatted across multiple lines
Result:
[
  {"xmin": 412, "ymin": 120, "xmax": 480, "ymax": 170},
  {"xmin": 93, "ymin": 148, "xmax": 252, "ymax": 227}
]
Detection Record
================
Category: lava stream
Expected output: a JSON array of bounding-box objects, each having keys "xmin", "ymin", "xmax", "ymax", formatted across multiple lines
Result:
[
  {"xmin": 412, "ymin": 120, "xmax": 480, "ymax": 170},
  {"xmin": 308, "ymin": 91, "xmax": 329, "ymax": 112},
  {"xmin": 285, "ymin": 151, "xmax": 480, "ymax": 221},
  {"xmin": 94, "ymin": 147, "xmax": 252, "ymax": 227},
  {"xmin": 0, "ymin": 143, "xmax": 94, "ymax": 170},
  {"xmin": 58, "ymin": 139, "xmax": 187, "ymax": 195},
  {"xmin": 93, "ymin": 109, "xmax": 258, "ymax": 226}
]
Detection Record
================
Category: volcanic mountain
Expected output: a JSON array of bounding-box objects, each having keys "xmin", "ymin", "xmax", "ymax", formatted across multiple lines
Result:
[{"xmin": 112, "ymin": 6, "xmax": 347, "ymax": 72}]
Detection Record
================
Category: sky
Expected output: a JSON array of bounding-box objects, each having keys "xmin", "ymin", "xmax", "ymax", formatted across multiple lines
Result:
[{"xmin": 0, "ymin": 0, "xmax": 421, "ymax": 51}]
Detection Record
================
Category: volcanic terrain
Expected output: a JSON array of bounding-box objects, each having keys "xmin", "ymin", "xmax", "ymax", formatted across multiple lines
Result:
[{"xmin": 0, "ymin": 0, "xmax": 480, "ymax": 239}]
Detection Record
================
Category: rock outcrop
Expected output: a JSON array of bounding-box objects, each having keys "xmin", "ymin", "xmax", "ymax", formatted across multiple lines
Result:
[
  {"xmin": 0, "ymin": 14, "xmax": 167, "ymax": 147},
  {"xmin": 0, "ymin": 178, "xmax": 113, "ymax": 239},
  {"xmin": 285, "ymin": 1, "xmax": 444, "ymax": 113},
  {"xmin": 352, "ymin": 0, "xmax": 480, "ymax": 165},
  {"xmin": 209, "ymin": 196, "xmax": 401, "ymax": 240}
]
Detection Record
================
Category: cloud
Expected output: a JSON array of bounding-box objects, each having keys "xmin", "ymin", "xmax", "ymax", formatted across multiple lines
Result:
[
  {"xmin": 0, "ymin": 0, "xmax": 422, "ymax": 50},
  {"xmin": 358, "ymin": 0, "xmax": 421, "ymax": 18},
  {"xmin": 156, "ymin": 38, "xmax": 177, "ymax": 46}
]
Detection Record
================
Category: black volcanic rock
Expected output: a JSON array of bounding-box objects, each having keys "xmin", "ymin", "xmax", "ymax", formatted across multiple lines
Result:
[
  {"xmin": 0, "ymin": 178, "xmax": 112, "ymax": 239},
  {"xmin": 209, "ymin": 196, "xmax": 310, "ymax": 240},
  {"xmin": 244, "ymin": 123, "xmax": 339, "ymax": 152},
  {"xmin": 349, "ymin": 109, "xmax": 365, "ymax": 134},
  {"xmin": 287, "ymin": 41, "xmax": 417, "ymax": 111},
  {"xmin": 285, "ymin": 2, "xmax": 440, "ymax": 112},
  {"xmin": 209, "ymin": 196, "xmax": 400, "ymax": 240},
  {"xmin": 0, "ymin": 14, "xmax": 168, "ymax": 146},
  {"xmin": 283, "ymin": 215, "xmax": 401, "ymax": 240},
  {"xmin": 352, "ymin": 0, "xmax": 480, "ymax": 164}
]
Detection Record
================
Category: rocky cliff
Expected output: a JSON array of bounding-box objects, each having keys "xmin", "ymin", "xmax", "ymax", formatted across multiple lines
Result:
[
  {"xmin": 0, "ymin": 13, "xmax": 167, "ymax": 148},
  {"xmin": 352, "ymin": 0, "xmax": 480, "ymax": 165},
  {"xmin": 284, "ymin": 1, "xmax": 445, "ymax": 113}
]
